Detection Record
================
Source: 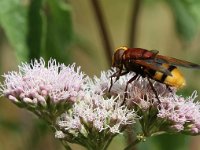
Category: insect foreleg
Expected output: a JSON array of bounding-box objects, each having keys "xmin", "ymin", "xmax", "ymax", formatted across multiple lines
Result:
[{"xmin": 108, "ymin": 70, "xmax": 129, "ymax": 92}]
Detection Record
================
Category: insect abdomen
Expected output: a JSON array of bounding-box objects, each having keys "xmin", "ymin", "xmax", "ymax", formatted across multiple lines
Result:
[{"xmin": 149, "ymin": 64, "xmax": 186, "ymax": 88}]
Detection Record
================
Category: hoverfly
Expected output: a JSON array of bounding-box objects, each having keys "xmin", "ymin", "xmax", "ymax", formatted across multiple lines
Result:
[{"xmin": 109, "ymin": 46, "xmax": 200, "ymax": 104}]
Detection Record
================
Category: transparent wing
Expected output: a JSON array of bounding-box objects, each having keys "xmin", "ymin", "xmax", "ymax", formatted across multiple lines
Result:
[
  {"xmin": 155, "ymin": 55, "xmax": 200, "ymax": 69},
  {"xmin": 134, "ymin": 59, "xmax": 172, "ymax": 76}
]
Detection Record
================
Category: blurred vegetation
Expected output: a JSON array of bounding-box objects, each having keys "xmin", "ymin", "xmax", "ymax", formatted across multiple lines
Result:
[{"xmin": 0, "ymin": 0, "xmax": 200, "ymax": 150}]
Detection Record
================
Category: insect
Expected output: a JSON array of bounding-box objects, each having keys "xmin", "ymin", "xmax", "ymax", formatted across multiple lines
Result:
[{"xmin": 109, "ymin": 46, "xmax": 200, "ymax": 104}]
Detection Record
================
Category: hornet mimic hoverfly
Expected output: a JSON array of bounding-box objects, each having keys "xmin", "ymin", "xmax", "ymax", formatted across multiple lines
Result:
[{"xmin": 109, "ymin": 46, "xmax": 200, "ymax": 104}]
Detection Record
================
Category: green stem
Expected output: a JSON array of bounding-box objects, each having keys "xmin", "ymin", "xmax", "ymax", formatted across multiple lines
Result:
[
  {"xmin": 31, "ymin": 109, "xmax": 72, "ymax": 149},
  {"xmin": 124, "ymin": 138, "xmax": 142, "ymax": 150},
  {"xmin": 103, "ymin": 135, "xmax": 116, "ymax": 150},
  {"xmin": 61, "ymin": 140, "xmax": 72, "ymax": 150},
  {"xmin": 151, "ymin": 131, "xmax": 166, "ymax": 137}
]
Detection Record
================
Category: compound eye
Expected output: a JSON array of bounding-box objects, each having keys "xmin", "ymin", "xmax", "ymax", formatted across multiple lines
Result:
[
  {"xmin": 112, "ymin": 46, "xmax": 127, "ymax": 67},
  {"xmin": 112, "ymin": 50, "xmax": 124, "ymax": 67}
]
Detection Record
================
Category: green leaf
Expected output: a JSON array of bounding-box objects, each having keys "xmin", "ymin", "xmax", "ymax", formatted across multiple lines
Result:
[
  {"xmin": 24, "ymin": 119, "xmax": 49, "ymax": 150},
  {"xmin": 154, "ymin": 134, "xmax": 190, "ymax": 150},
  {"xmin": 27, "ymin": 0, "xmax": 46, "ymax": 60},
  {"xmin": 45, "ymin": 0, "xmax": 73, "ymax": 63},
  {"xmin": 0, "ymin": 0, "xmax": 29, "ymax": 61},
  {"xmin": 137, "ymin": 134, "xmax": 190, "ymax": 150},
  {"xmin": 167, "ymin": 0, "xmax": 200, "ymax": 41},
  {"xmin": 0, "ymin": 115, "xmax": 22, "ymax": 133}
]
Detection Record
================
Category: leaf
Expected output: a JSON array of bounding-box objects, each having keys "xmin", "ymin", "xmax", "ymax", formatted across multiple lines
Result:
[
  {"xmin": 166, "ymin": 0, "xmax": 200, "ymax": 41},
  {"xmin": 154, "ymin": 134, "xmax": 190, "ymax": 150},
  {"xmin": 0, "ymin": 0, "xmax": 29, "ymax": 61},
  {"xmin": 137, "ymin": 134, "xmax": 190, "ymax": 150},
  {"xmin": 45, "ymin": 0, "xmax": 73, "ymax": 63},
  {"xmin": 24, "ymin": 119, "xmax": 49, "ymax": 150},
  {"xmin": 27, "ymin": 0, "xmax": 46, "ymax": 60},
  {"xmin": 0, "ymin": 117, "xmax": 22, "ymax": 133}
]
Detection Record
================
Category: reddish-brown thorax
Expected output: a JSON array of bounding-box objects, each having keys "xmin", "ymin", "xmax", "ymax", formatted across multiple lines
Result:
[{"xmin": 123, "ymin": 48, "xmax": 155, "ymax": 60}]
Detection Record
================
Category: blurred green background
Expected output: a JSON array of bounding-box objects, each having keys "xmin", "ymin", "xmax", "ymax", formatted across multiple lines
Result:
[{"xmin": 0, "ymin": 0, "xmax": 200, "ymax": 150}]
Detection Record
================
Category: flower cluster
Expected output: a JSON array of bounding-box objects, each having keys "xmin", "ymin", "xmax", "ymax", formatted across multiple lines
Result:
[
  {"xmin": 158, "ymin": 91, "xmax": 200, "ymax": 134},
  {"xmin": 55, "ymin": 91, "xmax": 136, "ymax": 148},
  {"xmin": 90, "ymin": 69, "xmax": 128, "ymax": 96},
  {"xmin": 57, "ymin": 92, "xmax": 135, "ymax": 134},
  {"xmin": 55, "ymin": 69, "xmax": 137, "ymax": 148},
  {"xmin": 1, "ymin": 58, "xmax": 200, "ymax": 150},
  {"xmin": 0, "ymin": 58, "xmax": 86, "ymax": 119},
  {"xmin": 0, "ymin": 59, "xmax": 137, "ymax": 149},
  {"xmin": 94, "ymin": 69, "xmax": 200, "ymax": 136}
]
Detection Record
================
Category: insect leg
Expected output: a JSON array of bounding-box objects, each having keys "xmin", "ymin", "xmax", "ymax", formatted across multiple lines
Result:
[
  {"xmin": 146, "ymin": 77, "xmax": 161, "ymax": 103},
  {"xmin": 165, "ymin": 85, "xmax": 176, "ymax": 101},
  {"xmin": 108, "ymin": 70, "xmax": 129, "ymax": 92},
  {"xmin": 109, "ymin": 72, "xmax": 117, "ymax": 93},
  {"xmin": 166, "ymin": 85, "xmax": 173, "ymax": 93},
  {"xmin": 122, "ymin": 74, "xmax": 139, "ymax": 105},
  {"xmin": 109, "ymin": 66, "xmax": 123, "ymax": 93}
]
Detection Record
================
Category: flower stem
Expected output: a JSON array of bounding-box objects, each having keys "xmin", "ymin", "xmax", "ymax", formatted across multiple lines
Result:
[
  {"xmin": 61, "ymin": 140, "xmax": 72, "ymax": 150},
  {"xmin": 123, "ymin": 138, "xmax": 141, "ymax": 150},
  {"xmin": 89, "ymin": 0, "xmax": 113, "ymax": 66},
  {"xmin": 128, "ymin": 0, "xmax": 143, "ymax": 47},
  {"xmin": 103, "ymin": 135, "xmax": 116, "ymax": 150},
  {"xmin": 126, "ymin": 0, "xmax": 143, "ymax": 147}
]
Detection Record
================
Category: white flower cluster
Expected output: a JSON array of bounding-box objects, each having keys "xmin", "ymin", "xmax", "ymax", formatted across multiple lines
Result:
[
  {"xmin": 0, "ymin": 58, "xmax": 85, "ymax": 106},
  {"xmin": 1, "ymin": 58, "xmax": 200, "ymax": 149},
  {"xmin": 103, "ymin": 69, "xmax": 200, "ymax": 135},
  {"xmin": 56, "ymin": 92, "xmax": 136, "ymax": 137},
  {"xmin": 0, "ymin": 59, "xmax": 137, "ymax": 141},
  {"xmin": 158, "ymin": 91, "xmax": 200, "ymax": 134}
]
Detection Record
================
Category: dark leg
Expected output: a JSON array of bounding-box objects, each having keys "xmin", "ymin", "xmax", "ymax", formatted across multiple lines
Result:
[
  {"xmin": 121, "ymin": 74, "xmax": 139, "ymax": 105},
  {"xmin": 166, "ymin": 85, "xmax": 176, "ymax": 101},
  {"xmin": 115, "ymin": 70, "xmax": 129, "ymax": 82},
  {"xmin": 108, "ymin": 70, "xmax": 129, "ymax": 92},
  {"xmin": 109, "ymin": 72, "xmax": 117, "ymax": 93},
  {"xmin": 109, "ymin": 66, "xmax": 123, "ymax": 93},
  {"xmin": 146, "ymin": 77, "xmax": 161, "ymax": 103},
  {"xmin": 166, "ymin": 85, "xmax": 173, "ymax": 93}
]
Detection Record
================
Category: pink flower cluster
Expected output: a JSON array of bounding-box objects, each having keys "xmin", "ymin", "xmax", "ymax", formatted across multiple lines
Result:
[
  {"xmin": 1, "ymin": 58, "xmax": 200, "ymax": 148},
  {"xmin": 0, "ymin": 59, "xmax": 137, "ymax": 142},
  {"xmin": 158, "ymin": 91, "xmax": 200, "ymax": 134},
  {"xmin": 56, "ymin": 92, "xmax": 136, "ymax": 138},
  {"xmin": 95, "ymin": 68, "xmax": 200, "ymax": 135},
  {"xmin": 0, "ymin": 58, "xmax": 85, "ymax": 107}
]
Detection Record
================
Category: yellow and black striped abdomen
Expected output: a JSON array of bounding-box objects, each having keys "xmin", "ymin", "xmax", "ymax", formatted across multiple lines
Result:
[{"xmin": 150, "ymin": 64, "xmax": 186, "ymax": 88}]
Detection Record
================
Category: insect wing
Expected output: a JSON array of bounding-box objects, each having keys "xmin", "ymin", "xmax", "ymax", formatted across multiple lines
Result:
[
  {"xmin": 155, "ymin": 55, "xmax": 200, "ymax": 69},
  {"xmin": 150, "ymin": 50, "xmax": 159, "ymax": 55},
  {"xmin": 134, "ymin": 59, "xmax": 172, "ymax": 76}
]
